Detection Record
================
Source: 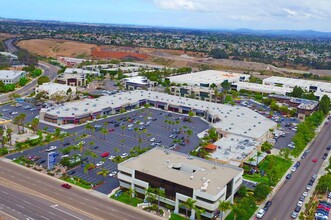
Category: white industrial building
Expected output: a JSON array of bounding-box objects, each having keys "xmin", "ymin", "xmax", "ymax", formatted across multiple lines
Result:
[
  {"xmin": 64, "ymin": 68, "xmax": 100, "ymax": 76},
  {"xmin": 0, "ymin": 70, "xmax": 26, "ymax": 84},
  {"xmin": 263, "ymin": 76, "xmax": 331, "ymax": 100},
  {"xmin": 121, "ymin": 76, "xmax": 157, "ymax": 90},
  {"xmin": 232, "ymin": 82, "xmax": 293, "ymax": 95},
  {"xmin": 35, "ymin": 82, "xmax": 76, "ymax": 98},
  {"xmin": 166, "ymin": 70, "xmax": 250, "ymax": 87},
  {"xmin": 118, "ymin": 147, "xmax": 243, "ymax": 220}
]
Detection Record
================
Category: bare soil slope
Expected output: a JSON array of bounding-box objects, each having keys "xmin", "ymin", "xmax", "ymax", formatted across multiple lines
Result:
[{"xmin": 17, "ymin": 39, "xmax": 96, "ymax": 58}]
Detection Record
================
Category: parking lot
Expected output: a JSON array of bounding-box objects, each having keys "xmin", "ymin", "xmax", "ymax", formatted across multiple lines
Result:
[
  {"xmin": 239, "ymin": 99, "xmax": 300, "ymax": 150},
  {"xmin": 7, "ymin": 108, "xmax": 209, "ymax": 194}
]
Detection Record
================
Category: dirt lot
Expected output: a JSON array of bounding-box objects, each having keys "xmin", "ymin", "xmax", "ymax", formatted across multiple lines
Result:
[
  {"xmin": 17, "ymin": 39, "xmax": 96, "ymax": 58},
  {"xmin": 0, "ymin": 33, "xmax": 16, "ymax": 41}
]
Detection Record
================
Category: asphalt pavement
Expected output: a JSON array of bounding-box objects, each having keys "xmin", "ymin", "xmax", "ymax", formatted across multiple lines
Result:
[
  {"xmin": 0, "ymin": 159, "xmax": 163, "ymax": 220},
  {"xmin": 262, "ymin": 120, "xmax": 331, "ymax": 220}
]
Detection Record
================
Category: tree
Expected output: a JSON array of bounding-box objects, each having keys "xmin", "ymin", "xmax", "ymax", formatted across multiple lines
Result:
[
  {"xmin": 256, "ymin": 151, "xmax": 263, "ymax": 167},
  {"xmin": 30, "ymin": 118, "xmax": 39, "ymax": 133},
  {"xmin": 66, "ymin": 87, "xmax": 72, "ymax": 95},
  {"xmin": 154, "ymin": 188, "xmax": 165, "ymax": 215},
  {"xmin": 261, "ymin": 142, "xmax": 273, "ymax": 152},
  {"xmin": 237, "ymin": 186, "xmax": 247, "ymax": 198},
  {"xmin": 247, "ymin": 157, "xmax": 256, "ymax": 166},
  {"xmin": 221, "ymin": 81, "xmax": 231, "ymax": 91},
  {"xmin": 290, "ymin": 86, "xmax": 304, "ymax": 98},
  {"xmin": 195, "ymin": 207, "xmax": 205, "ymax": 220},
  {"xmin": 316, "ymin": 173, "xmax": 331, "ymax": 193},
  {"xmin": 0, "ymin": 128, "xmax": 4, "ymax": 148},
  {"xmin": 128, "ymin": 187, "xmax": 137, "ymax": 205},
  {"xmin": 319, "ymin": 95, "xmax": 331, "ymax": 115},
  {"xmin": 254, "ymin": 183, "xmax": 271, "ymax": 201},
  {"xmin": 37, "ymin": 75, "xmax": 50, "ymax": 85},
  {"xmin": 13, "ymin": 115, "xmax": 21, "ymax": 133},
  {"xmin": 100, "ymin": 128, "xmax": 108, "ymax": 140},
  {"xmin": 218, "ymin": 200, "xmax": 231, "ymax": 220},
  {"xmin": 19, "ymin": 77, "xmax": 28, "ymax": 86},
  {"xmin": 279, "ymin": 148, "xmax": 291, "ymax": 160},
  {"xmin": 97, "ymin": 168, "xmax": 109, "ymax": 181},
  {"xmin": 114, "ymin": 147, "xmax": 120, "ymax": 155},
  {"xmin": 180, "ymin": 198, "xmax": 196, "ymax": 219},
  {"xmin": 6, "ymin": 128, "xmax": 12, "ymax": 145},
  {"xmin": 51, "ymin": 91, "xmax": 66, "ymax": 104}
]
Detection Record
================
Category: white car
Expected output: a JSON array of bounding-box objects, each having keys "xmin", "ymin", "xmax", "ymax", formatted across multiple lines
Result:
[
  {"xmin": 11, "ymin": 111, "xmax": 18, "ymax": 115},
  {"xmin": 109, "ymin": 170, "xmax": 118, "ymax": 177},
  {"xmin": 96, "ymin": 161, "xmax": 104, "ymax": 167},
  {"xmin": 291, "ymin": 166, "xmax": 297, "ymax": 172},
  {"xmin": 127, "ymin": 124, "xmax": 133, "ymax": 128},
  {"xmin": 306, "ymin": 184, "xmax": 312, "ymax": 191},
  {"xmin": 120, "ymin": 153, "xmax": 128, "ymax": 158},
  {"xmin": 108, "ymin": 155, "xmax": 115, "ymax": 160},
  {"xmin": 150, "ymin": 138, "xmax": 156, "ymax": 142},
  {"xmin": 139, "ymin": 122, "xmax": 144, "ymax": 126},
  {"xmin": 256, "ymin": 209, "xmax": 265, "ymax": 219},
  {"xmin": 61, "ymin": 154, "xmax": 69, "ymax": 159},
  {"xmin": 302, "ymin": 192, "xmax": 308, "ymax": 197},
  {"xmin": 297, "ymin": 201, "xmax": 303, "ymax": 207},
  {"xmin": 46, "ymin": 146, "xmax": 57, "ymax": 152}
]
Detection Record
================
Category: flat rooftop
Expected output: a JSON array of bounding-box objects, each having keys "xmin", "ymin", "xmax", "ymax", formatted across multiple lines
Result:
[
  {"xmin": 263, "ymin": 76, "xmax": 331, "ymax": 93},
  {"xmin": 210, "ymin": 134, "xmax": 260, "ymax": 166},
  {"xmin": 41, "ymin": 90, "xmax": 276, "ymax": 139},
  {"xmin": 166, "ymin": 70, "xmax": 249, "ymax": 85},
  {"xmin": 0, "ymin": 70, "xmax": 25, "ymax": 79},
  {"xmin": 234, "ymin": 82, "xmax": 292, "ymax": 95},
  {"xmin": 37, "ymin": 82, "xmax": 76, "ymax": 93},
  {"xmin": 120, "ymin": 147, "xmax": 243, "ymax": 195},
  {"xmin": 64, "ymin": 68, "xmax": 99, "ymax": 75}
]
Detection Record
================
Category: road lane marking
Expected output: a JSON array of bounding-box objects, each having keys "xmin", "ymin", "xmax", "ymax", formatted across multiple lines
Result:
[
  {"xmin": 50, "ymin": 204, "xmax": 83, "ymax": 220},
  {"xmin": 23, "ymin": 200, "xmax": 32, "ymax": 205},
  {"xmin": 16, "ymin": 204, "xmax": 25, "ymax": 209}
]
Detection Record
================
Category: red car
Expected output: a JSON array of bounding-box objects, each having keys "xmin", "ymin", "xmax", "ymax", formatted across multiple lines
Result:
[
  {"xmin": 318, "ymin": 205, "xmax": 331, "ymax": 211},
  {"xmin": 88, "ymin": 164, "xmax": 96, "ymax": 170},
  {"xmin": 109, "ymin": 128, "xmax": 115, "ymax": 132},
  {"xmin": 312, "ymin": 158, "xmax": 318, "ymax": 163},
  {"xmin": 61, "ymin": 183, "xmax": 72, "ymax": 189},
  {"xmin": 101, "ymin": 152, "xmax": 110, "ymax": 157}
]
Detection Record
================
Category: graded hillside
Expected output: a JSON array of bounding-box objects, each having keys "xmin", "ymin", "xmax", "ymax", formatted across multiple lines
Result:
[{"xmin": 17, "ymin": 39, "xmax": 96, "ymax": 58}]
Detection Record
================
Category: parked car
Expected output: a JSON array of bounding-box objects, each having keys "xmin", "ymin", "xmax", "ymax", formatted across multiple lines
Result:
[
  {"xmin": 286, "ymin": 173, "xmax": 292, "ymax": 179},
  {"xmin": 291, "ymin": 211, "xmax": 298, "ymax": 219},
  {"xmin": 150, "ymin": 138, "xmax": 156, "ymax": 142},
  {"xmin": 63, "ymin": 142, "xmax": 70, "ymax": 146},
  {"xmin": 109, "ymin": 170, "xmax": 118, "ymax": 177},
  {"xmin": 61, "ymin": 183, "xmax": 72, "ymax": 189},
  {"xmin": 108, "ymin": 155, "xmax": 115, "ymax": 160},
  {"xmin": 120, "ymin": 153, "xmax": 128, "ymax": 158},
  {"xmin": 101, "ymin": 152, "xmax": 110, "ymax": 157},
  {"xmin": 256, "ymin": 209, "xmax": 266, "ymax": 219},
  {"xmin": 96, "ymin": 161, "xmax": 104, "ymax": 167},
  {"xmin": 67, "ymin": 170, "xmax": 76, "ymax": 175},
  {"xmin": 264, "ymin": 201, "xmax": 272, "ymax": 208},
  {"xmin": 46, "ymin": 146, "xmax": 57, "ymax": 152},
  {"xmin": 109, "ymin": 128, "xmax": 115, "ymax": 132}
]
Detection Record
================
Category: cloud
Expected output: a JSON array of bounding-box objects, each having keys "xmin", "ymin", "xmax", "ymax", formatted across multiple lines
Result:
[
  {"xmin": 282, "ymin": 8, "xmax": 297, "ymax": 16},
  {"xmin": 152, "ymin": 0, "xmax": 204, "ymax": 11}
]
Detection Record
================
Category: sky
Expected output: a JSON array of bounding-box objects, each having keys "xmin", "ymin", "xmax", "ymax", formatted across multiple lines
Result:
[{"xmin": 1, "ymin": 0, "xmax": 331, "ymax": 32}]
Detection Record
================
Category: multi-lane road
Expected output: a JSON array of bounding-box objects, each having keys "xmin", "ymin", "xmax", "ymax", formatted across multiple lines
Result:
[
  {"xmin": 263, "ymin": 121, "xmax": 331, "ymax": 220},
  {"xmin": 0, "ymin": 159, "xmax": 162, "ymax": 220}
]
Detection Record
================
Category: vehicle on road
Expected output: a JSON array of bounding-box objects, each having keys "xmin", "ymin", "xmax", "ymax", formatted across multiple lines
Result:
[
  {"xmin": 264, "ymin": 201, "xmax": 272, "ymax": 208},
  {"xmin": 303, "ymin": 192, "xmax": 308, "ymax": 197},
  {"xmin": 67, "ymin": 170, "xmax": 76, "ymax": 175},
  {"xmin": 306, "ymin": 184, "xmax": 312, "ymax": 191},
  {"xmin": 11, "ymin": 111, "xmax": 18, "ymax": 115},
  {"xmin": 109, "ymin": 128, "xmax": 115, "ymax": 132},
  {"xmin": 322, "ymin": 155, "xmax": 327, "ymax": 160},
  {"xmin": 312, "ymin": 158, "xmax": 318, "ymax": 163},
  {"xmin": 61, "ymin": 183, "xmax": 72, "ymax": 189},
  {"xmin": 46, "ymin": 146, "xmax": 57, "ymax": 152},
  {"xmin": 150, "ymin": 138, "xmax": 156, "ymax": 142},
  {"xmin": 295, "ymin": 206, "xmax": 301, "ymax": 212},
  {"xmin": 256, "ymin": 209, "xmax": 266, "ymax": 219},
  {"xmin": 286, "ymin": 173, "xmax": 292, "ymax": 179},
  {"xmin": 291, "ymin": 166, "xmax": 297, "ymax": 172},
  {"xmin": 291, "ymin": 211, "xmax": 298, "ymax": 219},
  {"xmin": 297, "ymin": 201, "xmax": 303, "ymax": 207},
  {"xmin": 108, "ymin": 155, "xmax": 115, "ymax": 160},
  {"xmin": 93, "ymin": 146, "xmax": 99, "ymax": 150}
]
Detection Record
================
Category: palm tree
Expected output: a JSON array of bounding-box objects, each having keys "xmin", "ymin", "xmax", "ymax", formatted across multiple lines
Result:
[
  {"xmin": 30, "ymin": 118, "xmax": 39, "ymax": 133},
  {"xmin": 145, "ymin": 187, "xmax": 156, "ymax": 204},
  {"xmin": 0, "ymin": 128, "xmax": 4, "ymax": 148},
  {"xmin": 186, "ymin": 129, "xmax": 193, "ymax": 143},
  {"xmin": 97, "ymin": 168, "xmax": 109, "ymax": 182},
  {"xmin": 198, "ymin": 148, "xmax": 211, "ymax": 159},
  {"xmin": 13, "ymin": 116, "xmax": 21, "ymax": 134},
  {"xmin": 154, "ymin": 188, "xmax": 165, "ymax": 215},
  {"xmin": 256, "ymin": 151, "xmax": 263, "ymax": 167},
  {"xmin": 100, "ymin": 128, "xmax": 108, "ymax": 140},
  {"xmin": 88, "ymin": 141, "xmax": 95, "ymax": 149},
  {"xmin": 180, "ymin": 198, "xmax": 196, "ymax": 219},
  {"xmin": 232, "ymin": 204, "xmax": 240, "ymax": 220},
  {"xmin": 19, "ymin": 113, "xmax": 26, "ymax": 133},
  {"xmin": 7, "ymin": 128, "xmax": 13, "ymax": 145},
  {"xmin": 84, "ymin": 162, "xmax": 94, "ymax": 175},
  {"xmin": 128, "ymin": 187, "xmax": 137, "ymax": 205},
  {"xmin": 195, "ymin": 207, "xmax": 206, "ymax": 220},
  {"xmin": 247, "ymin": 157, "xmax": 256, "ymax": 166},
  {"xmin": 218, "ymin": 201, "xmax": 231, "ymax": 220}
]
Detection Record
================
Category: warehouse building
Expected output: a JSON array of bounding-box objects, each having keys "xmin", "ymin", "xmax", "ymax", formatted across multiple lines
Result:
[
  {"xmin": 121, "ymin": 76, "xmax": 157, "ymax": 90},
  {"xmin": 165, "ymin": 70, "xmax": 249, "ymax": 87},
  {"xmin": 263, "ymin": 76, "xmax": 331, "ymax": 100},
  {"xmin": 169, "ymin": 86, "xmax": 223, "ymax": 103},
  {"xmin": 118, "ymin": 147, "xmax": 243, "ymax": 220}
]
